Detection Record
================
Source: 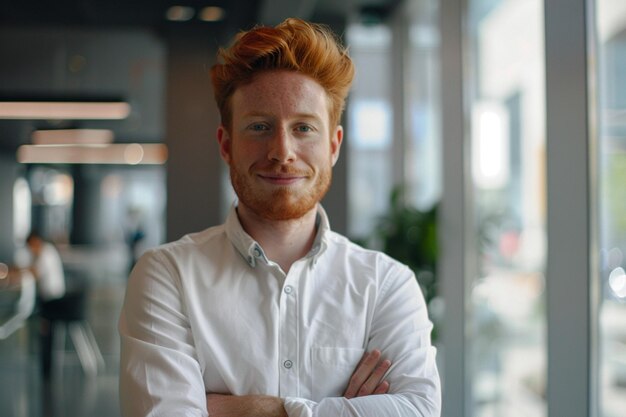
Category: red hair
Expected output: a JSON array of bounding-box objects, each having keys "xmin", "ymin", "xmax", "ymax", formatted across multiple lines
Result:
[{"xmin": 210, "ymin": 18, "xmax": 355, "ymax": 130}]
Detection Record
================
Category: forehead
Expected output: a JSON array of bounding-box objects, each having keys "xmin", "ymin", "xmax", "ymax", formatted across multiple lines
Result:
[{"xmin": 231, "ymin": 70, "xmax": 330, "ymax": 119}]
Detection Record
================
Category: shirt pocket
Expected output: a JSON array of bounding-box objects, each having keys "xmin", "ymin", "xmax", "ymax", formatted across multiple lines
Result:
[{"xmin": 310, "ymin": 346, "xmax": 365, "ymax": 401}]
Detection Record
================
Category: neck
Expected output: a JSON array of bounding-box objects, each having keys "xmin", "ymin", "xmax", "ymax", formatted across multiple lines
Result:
[{"xmin": 237, "ymin": 204, "xmax": 318, "ymax": 273}]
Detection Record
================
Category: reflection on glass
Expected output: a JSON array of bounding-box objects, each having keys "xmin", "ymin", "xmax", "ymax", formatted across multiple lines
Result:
[
  {"xmin": 595, "ymin": 1, "xmax": 626, "ymax": 415},
  {"xmin": 467, "ymin": 0, "xmax": 547, "ymax": 416},
  {"xmin": 346, "ymin": 23, "xmax": 394, "ymax": 238},
  {"xmin": 406, "ymin": 0, "xmax": 441, "ymax": 210}
]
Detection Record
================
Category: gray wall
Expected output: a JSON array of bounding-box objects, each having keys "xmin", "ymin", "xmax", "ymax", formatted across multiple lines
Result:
[{"xmin": 165, "ymin": 32, "xmax": 223, "ymax": 241}]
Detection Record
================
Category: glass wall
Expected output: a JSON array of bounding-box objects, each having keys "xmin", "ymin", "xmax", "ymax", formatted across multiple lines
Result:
[
  {"xmin": 347, "ymin": 0, "xmax": 626, "ymax": 416},
  {"xmin": 594, "ymin": 1, "xmax": 626, "ymax": 415},
  {"xmin": 466, "ymin": 0, "xmax": 547, "ymax": 415},
  {"xmin": 405, "ymin": 0, "xmax": 441, "ymax": 210},
  {"xmin": 346, "ymin": 22, "xmax": 394, "ymax": 239},
  {"xmin": 346, "ymin": 1, "xmax": 442, "ymax": 242}
]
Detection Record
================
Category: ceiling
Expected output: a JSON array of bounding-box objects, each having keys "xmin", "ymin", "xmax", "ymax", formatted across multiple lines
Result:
[
  {"xmin": 0, "ymin": 0, "xmax": 398, "ymax": 30},
  {"xmin": 0, "ymin": 0, "xmax": 256, "ymax": 30}
]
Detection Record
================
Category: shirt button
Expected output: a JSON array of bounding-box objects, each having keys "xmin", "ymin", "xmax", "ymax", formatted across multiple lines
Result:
[
  {"xmin": 283, "ymin": 360, "xmax": 293, "ymax": 369},
  {"xmin": 253, "ymin": 247, "xmax": 262, "ymax": 257},
  {"xmin": 284, "ymin": 285, "xmax": 293, "ymax": 294}
]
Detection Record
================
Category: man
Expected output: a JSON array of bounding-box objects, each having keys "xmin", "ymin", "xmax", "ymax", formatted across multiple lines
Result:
[
  {"xmin": 25, "ymin": 231, "xmax": 66, "ymax": 379},
  {"xmin": 119, "ymin": 18, "xmax": 441, "ymax": 417},
  {"xmin": 25, "ymin": 232, "xmax": 66, "ymax": 302}
]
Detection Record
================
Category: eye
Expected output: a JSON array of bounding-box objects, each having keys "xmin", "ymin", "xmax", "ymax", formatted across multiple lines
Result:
[
  {"xmin": 295, "ymin": 124, "xmax": 314, "ymax": 133},
  {"xmin": 248, "ymin": 123, "xmax": 269, "ymax": 132}
]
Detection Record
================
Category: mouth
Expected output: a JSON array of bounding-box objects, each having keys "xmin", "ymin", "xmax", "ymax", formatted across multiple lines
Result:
[{"xmin": 257, "ymin": 173, "xmax": 307, "ymax": 185}]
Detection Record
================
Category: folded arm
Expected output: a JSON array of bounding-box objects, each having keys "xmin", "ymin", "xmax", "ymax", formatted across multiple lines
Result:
[
  {"xmin": 206, "ymin": 349, "xmax": 392, "ymax": 416},
  {"xmin": 206, "ymin": 266, "xmax": 441, "ymax": 417}
]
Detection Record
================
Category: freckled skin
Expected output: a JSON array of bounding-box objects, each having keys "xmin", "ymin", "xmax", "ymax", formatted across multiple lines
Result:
[{"xmin": 217, "ymin": 70, "xmax": 343, "ymax": 221}]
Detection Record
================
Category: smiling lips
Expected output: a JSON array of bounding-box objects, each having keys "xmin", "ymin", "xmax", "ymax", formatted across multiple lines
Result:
[{"xmin": 257, "ymin": 172, "xmax": 308, "ymax": 185}]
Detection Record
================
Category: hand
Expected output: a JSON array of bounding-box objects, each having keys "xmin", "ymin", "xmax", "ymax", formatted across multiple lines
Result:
[
  {"xmin": 343, "ymin": 349, "xmax": 392, "ymax": 399},
  {"xmin": 206, "ymin": 394, "xmax": 287, "ymax": 417}
]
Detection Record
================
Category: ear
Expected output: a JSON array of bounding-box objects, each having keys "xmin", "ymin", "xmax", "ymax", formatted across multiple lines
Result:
[
  {"xmin": 217, "ymin": 125, "xmax": 232, "ymax": 164},
  {"xmin": 330, "ymin": 125, "xmax": 344, "ymax": 166}
]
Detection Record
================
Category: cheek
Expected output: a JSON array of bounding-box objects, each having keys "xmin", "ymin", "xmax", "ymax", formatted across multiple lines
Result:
[
  {"xmin": 231, "ymin": 141, "xmax": 267, "ymax": 168},
  {"xmin": 304, "ymin": 144, "xmax": 333, "ymax": 165}
]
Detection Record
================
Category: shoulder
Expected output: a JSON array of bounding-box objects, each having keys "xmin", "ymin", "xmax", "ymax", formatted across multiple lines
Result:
[
  {"xmin": 133, "ymin": 225, "xmax": 230, "ymax": 276},
  {"xmin": 126, "ymin": 224, "xmax": 232, "ymax": 309},
  {"xmin": 324, "ymin": 231, "xmax": 414, "ymax": 284},
  {"xmin": 41, "ymin": 242, "xmax": 59, "ymax": 256},
  {"xmin": 144, "ymin": 224, "xmax": 227, "ymax": 262},
  {"xmin": 39, "ymin": 243, "xmax": 63, "ymax": 265}
]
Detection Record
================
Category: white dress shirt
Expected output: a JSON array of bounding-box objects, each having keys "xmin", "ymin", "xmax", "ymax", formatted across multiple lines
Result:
[
  {"xmin": 119, "ymin": 205, "xmax": 441, "ymax": 417},
  {"xmin": 35, "ymin": 242, "xmax": 65, "ymax": 301}
]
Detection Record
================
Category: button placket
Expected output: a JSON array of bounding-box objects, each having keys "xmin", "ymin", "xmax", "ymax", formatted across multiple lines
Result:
[{"xmin": 278, "ymin": 267, "xmax": 299, "ymax": 397}]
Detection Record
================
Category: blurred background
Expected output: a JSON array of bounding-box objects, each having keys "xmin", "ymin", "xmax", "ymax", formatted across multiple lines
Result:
[{"xmin": 0, "ymin": 0, "xmax": 624, "ymax": 416}]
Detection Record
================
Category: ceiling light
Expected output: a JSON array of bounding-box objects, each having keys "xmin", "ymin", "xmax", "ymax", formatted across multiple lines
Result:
[
  {"xmin": 166, "ymin": 6, "xmax": 195, "ymax": 21},
  {"xmin": 199, "ymin": 6, "xmax": 226, "ymax": 22},
  {"xmin": 32, "ymin": 129, "xmax": 114, "ymax": 145},
  {"xmin": 0, "ymin": 101, "xmax": 130, "ymax": 120},
  {"xmin": 17, "ymin": 144, "xmax": 168, "ymax": 165}
]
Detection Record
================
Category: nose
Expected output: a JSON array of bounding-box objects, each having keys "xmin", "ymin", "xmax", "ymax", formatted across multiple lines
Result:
[{"xmin": 267, "ymin": 128, "xmax": 296, "ymax": 163}]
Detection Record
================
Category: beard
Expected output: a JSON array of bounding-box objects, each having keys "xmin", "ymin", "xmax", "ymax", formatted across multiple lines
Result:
[{"xmin": 229, "ymin": 161, "xmax": 332, "ymax": 221}]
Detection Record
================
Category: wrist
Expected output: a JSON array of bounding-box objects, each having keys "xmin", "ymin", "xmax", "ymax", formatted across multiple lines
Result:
[
  {"xmin": 206, "ymin": 394, "xmax": 287, "ymax": 417},
  {"xmin": 253, "ymin": 395, "xmax": 287, "ymax": 417}
]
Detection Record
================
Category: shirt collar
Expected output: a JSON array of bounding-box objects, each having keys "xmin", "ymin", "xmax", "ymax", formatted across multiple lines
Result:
[{"xmin": 225, "ymin": 203, "xmax": 330, "ymax": 268}]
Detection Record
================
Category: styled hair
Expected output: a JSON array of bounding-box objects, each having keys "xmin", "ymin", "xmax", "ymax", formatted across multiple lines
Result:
[
  {"xmin": 26, "ymin": 230, "xmax": 42, "ymax": 243},
  {"xmin": 210, "ymin": 18, "xmax": 355, "ymax": 130}
]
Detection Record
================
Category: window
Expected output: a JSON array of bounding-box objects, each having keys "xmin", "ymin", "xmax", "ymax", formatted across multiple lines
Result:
[
  {"xmin": 405, "ymin": 0, "xmax": 441, "ymax": 210},
  {"xmin": 346, "ymin": 22, "xmax": 394, "ymax": 239},
  {"xmin": 346, "ymin": 3, "xmax": 441, "ymax": 240},
  {"xmin": 466, "ymin": 0, "xmax": 547, "ymax": 415},
  {"xmin": 594, "ymin": 1, "xmax": 626, "ymax": 415}
]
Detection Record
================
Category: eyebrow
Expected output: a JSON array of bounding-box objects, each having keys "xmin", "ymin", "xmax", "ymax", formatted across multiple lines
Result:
[{"xmin": 242, "ymin": 111, "xmax": 323, "ymax": 122}]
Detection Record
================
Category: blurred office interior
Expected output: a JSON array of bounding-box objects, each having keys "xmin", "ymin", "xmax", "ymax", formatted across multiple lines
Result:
[{"xmin": 0, "ymin": 0, "xmax": 624, "ymax": 416}]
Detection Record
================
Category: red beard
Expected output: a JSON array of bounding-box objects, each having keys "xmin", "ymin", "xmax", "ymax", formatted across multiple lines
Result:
[{"xmin": 229, "ymin": 162, "xmax": 332, "ymax": 221}]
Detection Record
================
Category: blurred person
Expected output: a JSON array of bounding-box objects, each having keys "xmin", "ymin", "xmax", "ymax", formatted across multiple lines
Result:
[
  {"xmin": 119, "ymin": 18, "xmax": 441, "ymax": 417},
  {"xmin": 124, "ymin": 206, "xmax": 146, "ymax": 275},
  {"xmin": 25, "ymin": 232, "xmax": 66, "ymax": 301},
  {"xmin": 25, "ymin": 231, "xmax": 66, "ymax": 379}
]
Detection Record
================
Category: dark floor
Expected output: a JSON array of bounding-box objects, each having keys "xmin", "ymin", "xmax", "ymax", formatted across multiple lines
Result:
[{"xmin": 0, "ymin": 282, "xmax": 125, "ymax": 417}]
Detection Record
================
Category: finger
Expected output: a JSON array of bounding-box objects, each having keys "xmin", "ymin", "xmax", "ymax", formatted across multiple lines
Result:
[
  {"xmin": 355, "ymin": 350, "xmax": 369, "ymax": 368},
  {"xmin": 358, "ymin": 350, "xmax": 380, "ymax": 369},
  {"xmin": 344, "ymin": 351, "xmax": 372, "ymax": 398},
  {"xmin": 373, "ymin": 380, "xmax": 390, "ymax": 395},
  {"xmin": 357, "ymin": 359, "xmax": 391, "ymax": 397},
  {"xmin": 344, "ymin": 350, "xmax": 381, "ymax": 398}
]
